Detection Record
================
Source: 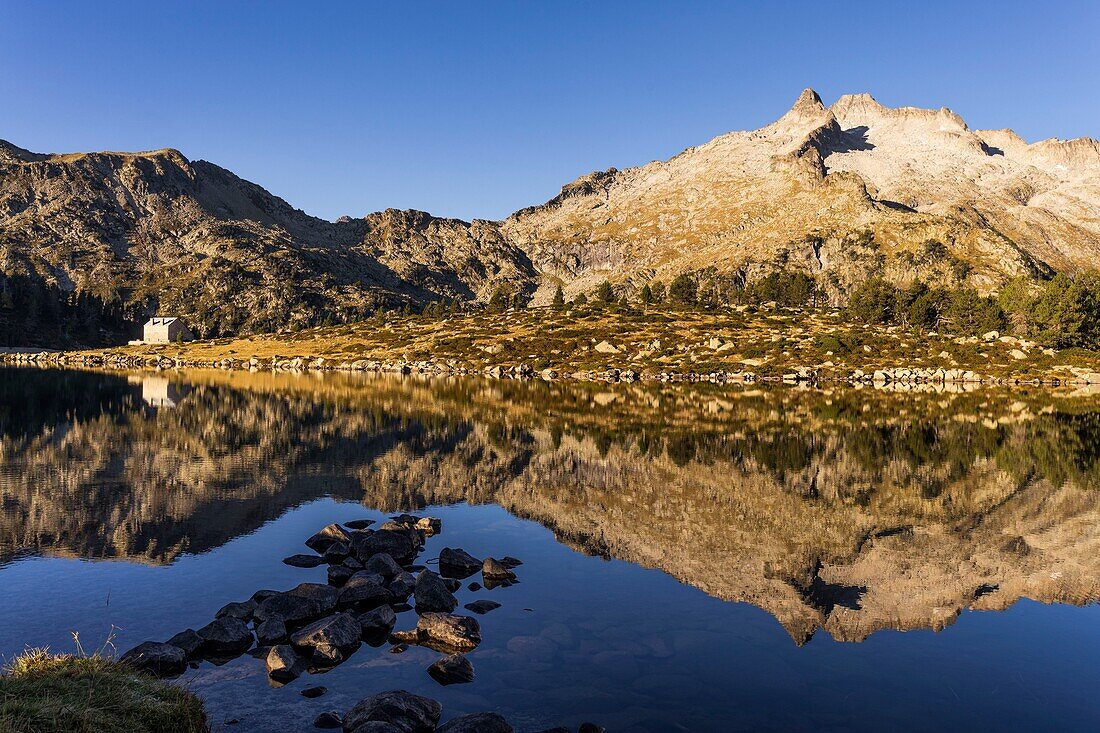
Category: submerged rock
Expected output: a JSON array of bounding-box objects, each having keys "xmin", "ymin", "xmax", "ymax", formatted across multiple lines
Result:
[
  {"xmin": 266, "ymin": 644, "xmax": 302, "ymax": 682},
  {"xmin": 343, "ymin": 690, "xmax": 442, "ymax": 733},
  {"xmin": 427, "ymin": 654, "xmax": 474, "ymax": 685},
  {"xmin": 415, "ymin": 613, "xmax": 481, "ymax": 651},
  {"xmin": 301, "ymin": 685, "xmax": 327, "ymax": 698},
  {"xmin": 284, "ymin": 553, "xmax": 326, "ymax": 568},
  {"xmin": 119, "ymin": 641, "xmax": 186, "ymax": 677},
  {"xmin": 344, "ymin": 518, "xmax": 376, "ymax": 530},
  {"xmin": 414, "ymin": 571, "xmax": 457, "ymax": 613},
  {"xmin": 197, "ymin": 617, "xmax": 254, "ymax": 656},
  {"xmin": 438, "ymin": 547, "xmax": 482, "ymax": 578},
  {"xmin": 436, "ymin": 713, "xmax": 513, "ymax": 733},
  {"xmin": 290, "ymin": 612, "xmax": 362, "ymax": 666},
  {"xmin": 463, "ymin": 600, "xmax": 501, "ymax": 615}
]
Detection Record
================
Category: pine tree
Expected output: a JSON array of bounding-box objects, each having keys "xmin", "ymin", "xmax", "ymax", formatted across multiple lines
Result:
[{"xmin": 552, "ymin": 285, "xmax": 565, "ymax": 308}]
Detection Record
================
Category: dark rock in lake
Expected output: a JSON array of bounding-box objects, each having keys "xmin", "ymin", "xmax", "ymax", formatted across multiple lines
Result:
[
  {"xmin": 353, "ymin": 529, "xmax": 420, "ymax": 564},
  {"xmin": 358, "ymin": 605, "xmax": 397, "ymax": 637},
  {"xmin": 314, "ymin": 711, "xmax": 343, "ymax": 729},
  {"xmin": 284, "ymin": 554, "xmax": 326, "ymax": 568},
  {"xmin": 467, "ymin": 582, "xmax": 481, "ymax": 592},
  {"xmin": 119, "ymin": 641, "xmax": 186, "ymax": 677},
  {"xmin": 324, "ymin": 541, "xmax": 352, "ymax": 564},
  {"xmin": 463, "ymin": 600, "xmax": 501, "ymax": 615},
  {"xmin": 251, "ymin": 589, "xmax": 279, "ymax": 604},
  {"xmin": 255, "ymin": 593, "xmax": 324, "ymax": 627},
  {"xmin": 328, "ymin": 564, "xmax": 355, "ymax": 587},
  {"xmin": 437, "ymin": 548, "xmax": 482, "ymax": 578},
  {"xmin": 343, "ymin": 690, "xmax": 442, "ymax": 733},
  {"xmin": 301, "ymin": 685, "xmax": 327, "ymax": 698},
  {"xmin": 532, "ymin": 729, "xmax": 570, "ymax": 733},
  {"xmin": 216, "ymin": 600, "xmax": 256, "ymax": 622},
  {"xmin": 389, "ymin": 644, "xmax": 408, "ymax": 654},
  {"xmin": 344, "ymin": 518, "xmax": 376, "ymax": 530},
  {"xmin": 414, "ymin": 570, "xmax": 457, "ymax": 613},
  {"xmin": 339, "ymin": 571, "xmax": 393, "ymax": 608},
  {"xmin": 482, "ymin": 558, "xmax": 517, "ymax": 581},
  {"xmin": 578, "ymin": 724, "xmax": 606, "ymax": 733},
  {"xmin": 500, "ymin": 556, "xmax": 523, "ymax": 568},
  {"xmin": 388, "ymin": 571, "xmax": 416, "ymax": 601},
  {"xmin": 266, "ymin": 644, "xmax": 302, "ymax": 682},
  {"xmin": 415, "ymin": 517, "xmax": 441, "ymax": 535},
  {"xmin": 427, "ymin": 654, "xmax": 474, "ymax": 685},
  {"xmin": 389, "ymin": 629, "xmax": 419, "ymax": 644},
  {"xmin": 165, "ymin": 629, "xmax": 204, "ymax": 657},
  {"xmin": 415, "ymin": 613, "xmax": 481, "ymax": 651},
  {"xmin": 390, "ymin": 513, "xmax": 420, "ymax": 526},
  {"xmin": 365, "ymin": 553, "xmax": 403, "ymax": 579},
  {"xmin": 256, "ymin": 617, "xmax": 289, "ymax": 645},
  {"xmin": 290, "ymin": 612, "xmax": 362, "ymax": 666},
  {"xmin": 436, "ymin": 712, "xmax": 513, "ymax": 733},
  {"xmin": 343, "ymin": 557, "xmax": 364, "ymax": 571},
  {"xmin": 442, "ymin": 578, "xmax": 461, "ymax": 593},
  {"xmin": 306, "ymin": 523, "xmax": 352, "ymax": 553},
  {"xmin": 288, "ymin": 583, "xmax": 340, "ymax": 615},
  {"xmin": 347, "ymin": 723, "xmax": 404, "ymax": 733},
  {"xmin": 197, "ymin": 617, "xmax": 254, "ymax": 656}
]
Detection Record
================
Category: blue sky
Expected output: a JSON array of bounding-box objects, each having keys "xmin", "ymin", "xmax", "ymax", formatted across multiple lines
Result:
[{"xmin": 2, "ymin": 1, "xmax": 1098, "ymax": 221}]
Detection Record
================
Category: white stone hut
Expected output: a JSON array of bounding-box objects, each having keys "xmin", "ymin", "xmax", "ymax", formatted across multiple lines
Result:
[{"xmin": 143, "ymin": 317, "xmax": 194, "ymax": 344}]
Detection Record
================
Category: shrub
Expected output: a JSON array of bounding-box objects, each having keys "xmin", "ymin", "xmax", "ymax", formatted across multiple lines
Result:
[
  {"xmin": 748, "ymin": 271, "xmax": 820, "ymax": 306},
  {"xmin": 596, "ymin": 280, "xmax": 615, "ymax": 304},
  {"xmin": 846, "ymin": 278, "xmax": 901, "ymax": 324},
  {"xmin": 668, "ymin": 274, "xmax": 697, "ymax": 304}
]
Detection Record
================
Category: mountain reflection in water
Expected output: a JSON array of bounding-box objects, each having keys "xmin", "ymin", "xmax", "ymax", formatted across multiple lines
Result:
[{"xmin": 1, "ymin": 367, "xmax": 1098, "ymax": 645}]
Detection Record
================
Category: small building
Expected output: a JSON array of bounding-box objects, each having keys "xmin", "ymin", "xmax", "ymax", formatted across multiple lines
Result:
[{"xmin": 143, "ymin": 317, "xmax": 194, "ymax": 344}]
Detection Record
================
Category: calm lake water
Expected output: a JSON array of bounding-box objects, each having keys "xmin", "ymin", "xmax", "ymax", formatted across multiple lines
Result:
[{"xmin": 1, "ymin": 367, "xmax": 1098, "ymax": 732}]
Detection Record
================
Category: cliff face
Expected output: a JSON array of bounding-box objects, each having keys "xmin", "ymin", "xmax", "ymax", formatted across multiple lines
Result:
[
  {"xmin": 3, "ymin": 88, "xmax": 1100, "ymax": 334},
  {"xmin": 2, "ymin": 368, "xmax": 1098, "ymax": 644}
]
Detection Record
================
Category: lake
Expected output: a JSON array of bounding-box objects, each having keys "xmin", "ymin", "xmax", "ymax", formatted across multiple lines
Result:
[{"xmin": 0, "ymin": 367, "xmax": 1098, "ymax": 732}]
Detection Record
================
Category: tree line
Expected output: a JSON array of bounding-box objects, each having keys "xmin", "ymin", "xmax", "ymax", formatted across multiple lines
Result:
[{"xmin": 0, "ymin": 273, "xmax": 138, "ymax": 348}]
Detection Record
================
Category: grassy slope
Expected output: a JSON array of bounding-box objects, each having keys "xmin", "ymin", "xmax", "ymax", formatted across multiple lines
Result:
[
  {"xmin": 0, "ymin": 651, "xmax": 207, "ymax": 733},
  {"xmin": 81, "ymin": 304, "xmax": 1100, "ymax": 379}
]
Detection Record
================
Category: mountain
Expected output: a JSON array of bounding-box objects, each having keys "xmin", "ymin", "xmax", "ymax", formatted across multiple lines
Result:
[{"xmin": 2, "ymin": 89, "xmax": 1099, "ymax": 340}]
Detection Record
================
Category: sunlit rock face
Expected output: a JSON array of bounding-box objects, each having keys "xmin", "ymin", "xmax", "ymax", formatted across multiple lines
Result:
[{"xmin": 1, "ymin": 367, "xmax": 1098, "ymax": 643}]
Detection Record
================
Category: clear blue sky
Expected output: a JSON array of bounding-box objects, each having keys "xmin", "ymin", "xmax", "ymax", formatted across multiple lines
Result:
[{"xmin": 3, "ymin": 1, "xmax": 1098, "ymax": 221}]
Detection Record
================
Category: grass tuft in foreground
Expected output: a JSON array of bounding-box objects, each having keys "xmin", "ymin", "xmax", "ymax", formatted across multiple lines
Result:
[{"xmin": 0, "ymin": 649, "xmax": 207, "ymax": 733}]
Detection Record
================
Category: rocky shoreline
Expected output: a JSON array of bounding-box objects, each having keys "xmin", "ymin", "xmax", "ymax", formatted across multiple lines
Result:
[
  {"xmin": 5, "ymin": 348, "xmax": 1100, "ymax": 389},
  {"xmin": 117, "ymin": 512, "xmax": 599, "ymax": 733}
]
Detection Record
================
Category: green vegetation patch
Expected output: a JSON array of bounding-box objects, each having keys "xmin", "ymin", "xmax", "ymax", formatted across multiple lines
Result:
[{"xmin": 0, "ymin": 651, "xmax": 208, "ymax": 733}]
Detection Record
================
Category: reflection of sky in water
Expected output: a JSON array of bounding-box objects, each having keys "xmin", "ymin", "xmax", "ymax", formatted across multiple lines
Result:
[
  {"xmin": 0, "ymin": 500, "xmax": 1097, "ymax": 732},
  {"xmin": 1, "ymin": 368, "xmax": 1100, "ymax": 731}
]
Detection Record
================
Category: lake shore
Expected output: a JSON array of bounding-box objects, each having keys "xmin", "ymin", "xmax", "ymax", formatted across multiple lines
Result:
[{"xmin": 5, "ymin": 306, "xmax": 1100, "ymax": 387}]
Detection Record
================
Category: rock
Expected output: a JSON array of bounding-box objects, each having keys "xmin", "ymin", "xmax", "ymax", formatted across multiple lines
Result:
[
  {"xmin": 352, "ymin": 529, "xmax": 420, "ymax": 564},
  {"xmin": 347, "ymin": 724, "xmax": 404, "ymax": 733},
  {"xmin": 343, "ymin": 690, "xmax": 442, "ymax": 733},
  {"xmin": 216, "ymin": 600, "xmax": 256, "ymax": 622},
  {"xmin": 427, "ymin": 654, "xmax": 474, "ymax": 685},
  {"xmin": 256, "ymin": 617, "xmax": 289, "ymax": 645},
  {"xmin": 594, "ymin": 340, "xmax": 620, "ymax": 354},
  {"xmin": 390, "ymin": 629, "xmax": 420, "ymax": 644},
  {"xmin": 306, "ymin": 523, "xmax": 353, "ymax": 552},
  {"xmin": 467, "ymin": 582, "xmax": 481, "ymax": 592},
  {"xmin": 482, "ymin": 557, "xmax": 516, "ymax": 581},
  {"xmin": 197, "ymin": 617, "xmax": 254, "ymax": 656},
  {"xmin": 339, "ymin": 571, "xmax": 393, "ymax": 608},
  {"xmin": 324, "ymin": 541, "xmax": 352, "ymax": 563},
  {"xmin": 344, "ymin": 519, "xmax": 376, "ymax": 530},
  {"xmin": 463, "ymin": 600, "xmax": 501, "ymax": 615},
  {"xmin": 500, "ymin": 556, "xmax": 523, "ymax": 568},
  {"xmin": 389, "ymin": 644, "xmax": 408, "ymax": 654},
  {"xmin": 982, "ymin": 331, "xmax": 1000, "ymax": 341},
  {"xmin": 119, "ymin": 641, "xmax": 186, "ymax": 677},
  {"xmin": 442, "ymin": 578, "xmax": 461, "ymax": 592},
  {"xmin": 358, "ymin": 605, "xmax": 397, "ymax": 638},
  {"xmin": 255, "ymin": 592, "xmax": 325, "ymax": 627},
  {"xmin": 266, "ymin": 644, "xmax": 303, "ymax": 682},
  {"xmin": 288, "ymin": 583, "xmax": 339, "ymax": 615},
  {"xmin": 315, "ymin": 712, "xmax": 343, "ymax": 729},
  {"xmin": 438, "ymin": 547, "xmax": 482, "ymax": 578},
  {"xmin": 388, "ymin": 571, "xmax": 416, "ymax": 601},
  {"xmin": 1010, "ymin": 348, "xmax": 1028, "ymax": 360},
  {"xmin": 301, "ymin": 685, "xmax": 327, "ymax": 698},
  {"xmin": 578, "ymin": 724, "xmax": 605, "ymax": 733},
  {"xmin": 436, "ymin": 713, "xmax": 513, "ymax": 733},
  {"xmin": 164, "ymin": 629, "xmax": 204, "ymax": 657},
  {"xmin": 415, "ymin": 517, "xmax": 441, "ymax": 535},
  {"xmin": 414, "ymin": 571, "xmax": 458, "ymax": 613},
  {"xmin": 251, "ymin": 589, "xmax": 279, "ymax": 604},
  {"xmin": 365, "ymin": 553, "xmax": 403, "ymax": 579},
  {"xmin": 284, "ymin": 553, "xmax": 326, "ymax": 568},
  {"xmin": 415, "ymin": 613, "xmax": 481, "ymax": 651},
  {"xmin": 329, "ymin": 564, "xmax": 356, "ymax": 586},
  {"xmin": 290, "ymin": 612, "xmax": 362, "ymax": 666}
]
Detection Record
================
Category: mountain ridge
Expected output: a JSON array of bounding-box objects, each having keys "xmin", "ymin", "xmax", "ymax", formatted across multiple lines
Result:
[{"xmin": 3, "ymin": 88, "xmax": 1099, "ymax": 340}]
